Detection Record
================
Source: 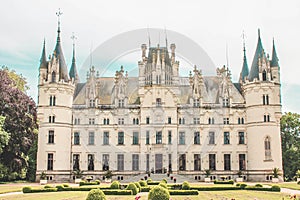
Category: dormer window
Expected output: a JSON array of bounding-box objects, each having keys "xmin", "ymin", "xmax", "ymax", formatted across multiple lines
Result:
[
  {"xmin": 89, "ymin": 99, "xmax": 95, "ymax": 107},
  {"xmin": 193, "ymin": 99, "xmax": 200, "ymax": 107},
  {"xmin": 156, "ymin": 98, "xmax": 162, "ymax": 107},
  {"xmin": 262, "ymin": 70, "xmax": 267, "ymax": 81},
  {"xmin": 223, "ymin": 98, "xmax": 229, "ymax": 107},
  {"xmin": 51, "ymin": 71, "xmax": 56, "ymax": 82},
  {"xmin": 118, "ymin": 99, "xmax": 124, "ymax": 108}
]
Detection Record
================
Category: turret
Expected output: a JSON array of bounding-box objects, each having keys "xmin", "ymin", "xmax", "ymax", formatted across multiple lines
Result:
[
  {"xmin": 239, "ymin": 39, "xmax": 249, "ymax": 83},
  {"xmin": 69, "ymin": 34, "xmax": 80, "ymax": 84},
  {"xmin": 270, "ymin": 39, "xmax": 280, "ymax": 83},
  {"xmin": 39, "ymin": 39, "xmax": 48, "ymax": 84}
]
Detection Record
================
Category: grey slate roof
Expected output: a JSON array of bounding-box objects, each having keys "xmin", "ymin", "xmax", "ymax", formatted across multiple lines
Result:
[
  {"xmin": 39, "ymin": 39, "xmax": 48, "ymax": 70},
  {"xmin": 69, "ymin": 46, "xmax": 79, "ymax": 82},
  {"xmin": 248, "ymin": 30, "xmax": 264, "ymax": 81},
  {"xmin": 240, "ymin": 48, "xmax": 249, "ymax": 81},
  {"xmin": 270, "ymin": 39, "xmax": 279, "ymax": 67}
]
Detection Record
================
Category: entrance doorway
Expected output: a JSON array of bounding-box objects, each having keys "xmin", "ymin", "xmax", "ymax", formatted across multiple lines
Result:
[{"xmin": 155, "ymin": 154, "xmax": 163, "ymax": 173}]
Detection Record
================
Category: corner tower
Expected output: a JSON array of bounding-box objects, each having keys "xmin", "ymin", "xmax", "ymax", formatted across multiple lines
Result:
[
  {"xmin": 36, "ymin": 11, "xmax": 75, "ymax": 182},
  {"xmin": 241, "ymin": 30, "xmax": 282, "ymax": 181}
]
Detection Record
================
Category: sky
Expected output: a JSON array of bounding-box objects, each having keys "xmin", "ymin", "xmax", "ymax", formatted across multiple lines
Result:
[{"xmin": 0, "ymin": 0, "xmax": 299, "ymax": 113}]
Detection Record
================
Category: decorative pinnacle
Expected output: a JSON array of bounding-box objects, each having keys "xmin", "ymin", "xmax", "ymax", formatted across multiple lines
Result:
[{"xmin": 56, "ymin": 8, "xmax": 63, "ymax": 33}]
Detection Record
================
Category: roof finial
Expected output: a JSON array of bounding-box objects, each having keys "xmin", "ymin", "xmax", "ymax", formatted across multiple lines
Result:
[
  {"xmin": 242, "ymin": 30, "xmax": 246, "ymax": 53},
  {"xmin": 147, "ymin": 26, "xmax": 151, "ymax": 47},
  {"xmin": 164, "ymin": 26, "xmax": 168, "ymax": 48},
  {"xmin": 56, "ymin": 8, "xmax": 63, "ymax": 34},
  {"xmin": 258, "ymin": 28, "xmax": 261, "ymax": 38},
  {"xmin": 71, "ymin": 32, "xmax": 77, "ymax": 62}
]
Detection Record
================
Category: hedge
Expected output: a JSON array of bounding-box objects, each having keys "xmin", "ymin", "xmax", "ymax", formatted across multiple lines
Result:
[
  {"xmin": 190, "ymin": 186, "xmax": 240, "ymax": 191},
  {"xmin": 214, "ymin": 180, "xmax": 234, "ymax": 184},
  {"xmin": 141, "ymin": 187, "xmax": 150, "ymax": 192},
  {"xmin": 147, "ymin": 181, "xmax": 160, "ymax": 185},
  {"xmin": 23, "ymin": 187, "xmax": 58, "ymax": 193},
  {"xmin": 102, "ymin": 190, "xmax": 132, "ymax": 195},
  {"xmin": 79, "ymin": 181, "xmax": 100, "ymax": 186},
  {"xmin": 169, "ymin": 190, "xmax": 199, "ymax": 195}
]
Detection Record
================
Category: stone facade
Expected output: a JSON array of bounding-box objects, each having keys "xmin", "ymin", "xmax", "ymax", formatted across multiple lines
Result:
[{"xmin": 36, "ymin": 25, "xmax": 282, "ymax": 182}]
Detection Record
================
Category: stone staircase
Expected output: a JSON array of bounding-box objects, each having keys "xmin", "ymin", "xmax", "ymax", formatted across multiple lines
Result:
[{"xmin": 120, "ymin": 173, "xmax": 197, "ymax": 183}]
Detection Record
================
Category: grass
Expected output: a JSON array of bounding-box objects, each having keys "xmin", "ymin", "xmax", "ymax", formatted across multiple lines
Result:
[
  {"xmin": 0, "ymin": 185, "xmax": 23, "ymax": 194},
  {"xmin": 0, "ymin": 190, "xmax": 293, "ymax": 200},
  {"xmin": 265, "ymin": 182, "xmax": 300, "ymax": 190}
]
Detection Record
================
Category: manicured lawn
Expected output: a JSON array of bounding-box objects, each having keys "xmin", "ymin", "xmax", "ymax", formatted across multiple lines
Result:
[
  {"xmin": 0, "ymin": 190, "xmax": 293, "ymax": 200},
  {"xmin": 265, "ymin": 182, "xmax": 300, "ymax": 190},
  {"xmin": 0, "ymin": 185, "xmax": 24, "ymax": 194}
]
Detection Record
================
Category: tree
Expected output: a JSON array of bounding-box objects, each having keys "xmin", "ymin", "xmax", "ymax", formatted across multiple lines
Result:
[
  {"xmin": 0, "ymin": 68, "xmax": 38, "ymax": 181},
  {"xmin": 0, "ymin": 116, "xmax": 10, "ymax": 154},
  {"xmin": 281, "ymin": 112, "xmax": 300, "ymax": 181}
]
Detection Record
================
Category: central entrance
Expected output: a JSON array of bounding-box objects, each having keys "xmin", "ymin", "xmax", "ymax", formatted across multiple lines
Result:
[{"xmin": 155, "ymin": 154, "xmax": 163, "ymax": 173}]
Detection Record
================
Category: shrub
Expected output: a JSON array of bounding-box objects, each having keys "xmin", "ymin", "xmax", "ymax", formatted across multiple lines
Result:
[
  {"xmin": 271, "ymin": 185, "xmax": 281, "ymax": 192},
  {"xmin": 214, "ymin": 180, "xmax": 234, "ymax": 184},
  {"xmin": 134, "ymin": 182, "xmax": 141, "ymax": 192},
  {"xmin": 148, "ymin": 186, "xmax": 170, "ymax": 200},
  {"xmin": 161, "ymin": 178, "xmax": 167, "ymax": 184},
  {"xmin": 255, "ymin": 183, "xmax": 263, "ymax": 187},
  {"xmin": 141, "ymin": 187, "xmax": 150, "ymax": 192},
  {"xmin": 158, "ymin": 182, "xmax": 167, "ymax": 189},
  {"xmin": 95, "ymin": 180, "xmax": 101, "ymax": 185},
  {"xmin": 147, "ymin": 178, "xmax": 152, "ymax": 183},
  {"xmin": 147, "ymin": 181, "xmax": 160, "ymax": 185},
  {"xmin": 44, "ymin": 184, "xmax": 53, "ymax": 188},
  {"xmin": 56, "ymin": 185, "xmax": 64, "ymax": 191},
  {"xmin": 298, "ymin": 181, "xmax": 300, "ymax": 185},
  {"xmin": 139, "ymin": 180, "xmax": 147, "ymax": 187},
  {"xmin": 240, "ymin": 183, "xmax": 247, "ymax": 189},
  {"xmin": 126, "ymin": 182, "xmax": 138, "ymax": 195},
  {"xmin": 236, "ymin": 183, "xmax": 240, "ymax": 187},
  {"xmin": 22, "ymin": 186, "xmax": 32, "ymax": 193},
  {"xmin": 86, "ymin": 188, "xmax": 106, "ymax": 200},
  {"xmin": 182, "ymin": 181, "xmax": 190, "ymax": 190},
  {"xmin": 110, "ymin": 180, "xmax": 120, "ymax": 189},
  {"xmin": 169, "ymin": 190, "xmax": 198, "ymax": 195},
  {"xmin": 80, "ymin": 181, "xmax": 100, "ymax": 186},
  {"xmin": 102, "ymin": 190, "xmax": 132, "ymax": 195},
  {"xmin": 190, "ymin": 186, "xmax": 240, "ymax": 191},
  {"xmin": 63, "ymin": 183, "xmax": 70, "ymax": 187},
  {"xmin": 29, "ymin": 188, "xmax": 58, "ymax": 193}
]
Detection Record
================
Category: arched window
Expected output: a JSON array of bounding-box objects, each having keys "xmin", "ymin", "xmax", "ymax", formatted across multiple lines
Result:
[
  {"xmin": 51, "ymin": 71, "xmax": 56, "ymax": 82},
  {"xmin": 262, "ymin": 70, "xmax": 267, "ymax": 81},
  {"xmin": 264, "ymin": 136, "xmax": 272, "ymax": 160}
]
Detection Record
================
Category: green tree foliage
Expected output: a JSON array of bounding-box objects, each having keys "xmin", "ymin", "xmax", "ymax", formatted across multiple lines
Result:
[
  {"xmin": 86, "ymin": 189, "xmax": 106, "ymax": 200},
  {"xmin": 281, "ymin": 112, "xmax": 300, "ymax": 181},
  {"xmin": 0, "ymin": 116, "xmax": 10, "ymax": 154},
  {"xmin": 148, "ymin": 185, "xmax": 170, "ymax": 200},
  {"xmin": 0, "ymin": 68, "xmax": 38, "ymax": 181}
]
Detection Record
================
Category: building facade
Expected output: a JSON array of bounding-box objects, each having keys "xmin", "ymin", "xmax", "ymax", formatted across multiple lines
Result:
[{"xmin": 36, "ymin": 23, "xmax": 283, "ymax": 182}]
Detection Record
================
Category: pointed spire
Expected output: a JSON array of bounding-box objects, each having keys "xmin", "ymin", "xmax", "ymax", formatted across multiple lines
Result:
[
  {"xmin": 270, "ymin": 38, "xmax": 279, "ymax": 67},
  {"xmin": 53, "ymin": 8, "xmax": 69, "ymax": 81},
  {"xmin": 69, "ymin": 33, "xmax": 79, "ymax": 83},
  {"xmin": 39, "ymin": 39, "xmax": 48, "ymax": 69},
  {"xmin": 239, "ymin": 31, "xmax": 249, "ymax": 82},
  {"xmin": 248, "ymin": 29, "xmax": 264, "ymax": 81}
]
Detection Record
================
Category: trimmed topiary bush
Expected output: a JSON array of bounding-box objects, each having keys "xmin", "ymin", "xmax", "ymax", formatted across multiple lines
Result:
[
  {"xmin": 158, "ymin": 182, "xmax": 168, "ymax": 189},
  {"xmin": 134, "ymin": 182, "xmax": 141, "ymax": 192},
  {"xmin": 271, "ymin": 185, "xmax": 281, "ymax": 192},
  {"xmin": 22, "ymin": 186, "xmax": 32, "ymax": 193},
  {"xmin": 126, "ymin": 182, "xmax": 138, "ymax": 195},
  {"xmin": 161, "ymin": 178, "xmax": 167, "ymax": 184},
  {"xmin": 239, "ymin": 183, "xmax": 247, "ymax": 189},
  {"xmin": 148, "ymin": 185, "xmax": 170, "ymax": 200},
  {"xmin": 214, "ymin": 180, "xmax": 234, "ymax": 184},
  {"xmin": 141, "ymin": 187, "xmax": 150, "ymax": 192},
  {"xmin": 95, "ymin": 180, "xmax": 101, "ymax": 185},
  {"xmin": 255, "ymin": 183, "xmax": 263, "ymax": 187},
  {"xmin": 139, "ymin": 180, "xmax": 147, "ymax": 187},
  {"xmin": 182, "ymin": 181, "xmax": 190, "ymax": 190},
  {"xmin": 86, "ymin": 188, "xmax": 106, "ymax": 200},
  {"xmin": 110, "ymin": 180, "xmax": 120, "ymax": 189},
  {"xmin": 169, "ymin": 190, "xmax": 198, "ymax": 195},
  {"xmin": 56, "ymin": 185, "xmax": 64, "ymax": 191},
  {"xmin": 44, "ymin": 184, "xmax": 53, "ymax": 188},
  {"xmin": 147, "ymin": 178, "xmax": 152, "ymax": 183}
]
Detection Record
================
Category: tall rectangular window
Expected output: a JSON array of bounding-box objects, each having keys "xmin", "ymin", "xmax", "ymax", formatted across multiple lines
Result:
[
  {"xmin": 224, "ymin": 132, "xmax": 230, "ymax": 144},
  {"xmin": 223, "ymin": 98, "xmax": 229, "ymax": 107},
  {"xmin": 156, "ymin": 98, "xmax": 162, "ymax": 107},
  {"xmin": 132, "ymin": 154, "xmax": 139, "ymax": 171},
  {"xmin": 117, "ymin": 154, "xmax": 124, "ymax": 171},
  {"xmin": 102, "ymin": 154, "xmax": 109, "ymax": 171},
  {"xmin": 89, "ymin": 99, "xmax": 95, "ymax": 107},
  {"xmin": 74, "ymin": 118, "xmax": 80, "ymax": 125},
  {"xmin": 146, "ymin": 154, "xmax": 150, "ymax": 172},
  {"xmin": 103, "ymin": 131, "xmax": 109, "ymax": 145},
  {"xmin": 179, "ymin": 118, "xmax": 185, "ymax": 124},
  {"xmin": 146, "ymin": 131, "xmax": 150, "ymax": 145},
  {"xmin": 168, "ymin": 131, "xmax": 172, "ymax": 144},
  {"xmin": 74, "ymin": 132, "xmax": 80, "ymax": 145},
  {"xmin": 194, "ymin": 154, "xmax": 201, "ymax": 171},
  {"xmin": 209, "ymin": 154, "xmax": 216, "ymax": 170},
  {"xmin": 118, "ymin": 99, "xmax": 124, "ymax": 108},
  {"xmin": 88, "ymin": 154, "xmax": 94, "ymax": 171},
  {"xmin": 88, "ymin": 132, "xmax": 95, "ymax": 145},
  {"xmin": 179, "ymin": 154, "xmax": 186, "ymax": 171},
  {"xmin": 133, "ymin": 132, "xmax": 139, "ymax": 145},
  {"xmin": 156, "ymin": 131, "xmax": 162, "ymax": 144},
  {"xmin": 193, "ymin": 118, "xmax": 200, "ymax": 124},
  {"xmin": 47, "ymin": 153, "xmax": 53, "ymax": 170},
  {"xmin": 194, "ymin": 131, "xmax": 200, "ymax": 144},
  {"xmin": 146, "ymin": 117, "xmax": 150, "ymax": 124},
  {"xmin": 239, "ymin": 154, "xmax": 246, "ymax": 170},
  {"xmin": 49, "ymin": 96, "xmax": 56, "ymax": 106},
  {"xmin": 118, "ymin": 132, "xmax": 124, "ymax": 145},
  {"xmin": 224, "ymin": 154, "xmax": 231, "ymax": 170},
  {"xmin": 168, "ymin": 117, "xmax": 172, "ymax": 124},
  {"xmin": 223, "ymin": 118, "xmax": 229, "ymax": 124},
  {"xmin": 179, "ymin": 132, "xmax": 185, "ymax": 145},
  {"xmin": 103, "ymin": 118, "xmax": 110, "ymax": 125},
  {"xmin": 73, "ymin": 154, "xmax": 80, "ymax": 171},
  {"xmin": 209, "ymin": 132, "xmax": 215, "ymax": 144},
  {"xmin": 238, "ymin": 132, "xmax": 245, "ymax": 144},
  {"xmin": 89, "ymin": 118, "xmax": 95, "ymax": 125},
  {"xmin": 48, "ymin": 130, "xmax": 54, "ymax": 144},
  {"xmin": 194, "ymin": 99, "xmax": 200, "ymax": 107}
]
